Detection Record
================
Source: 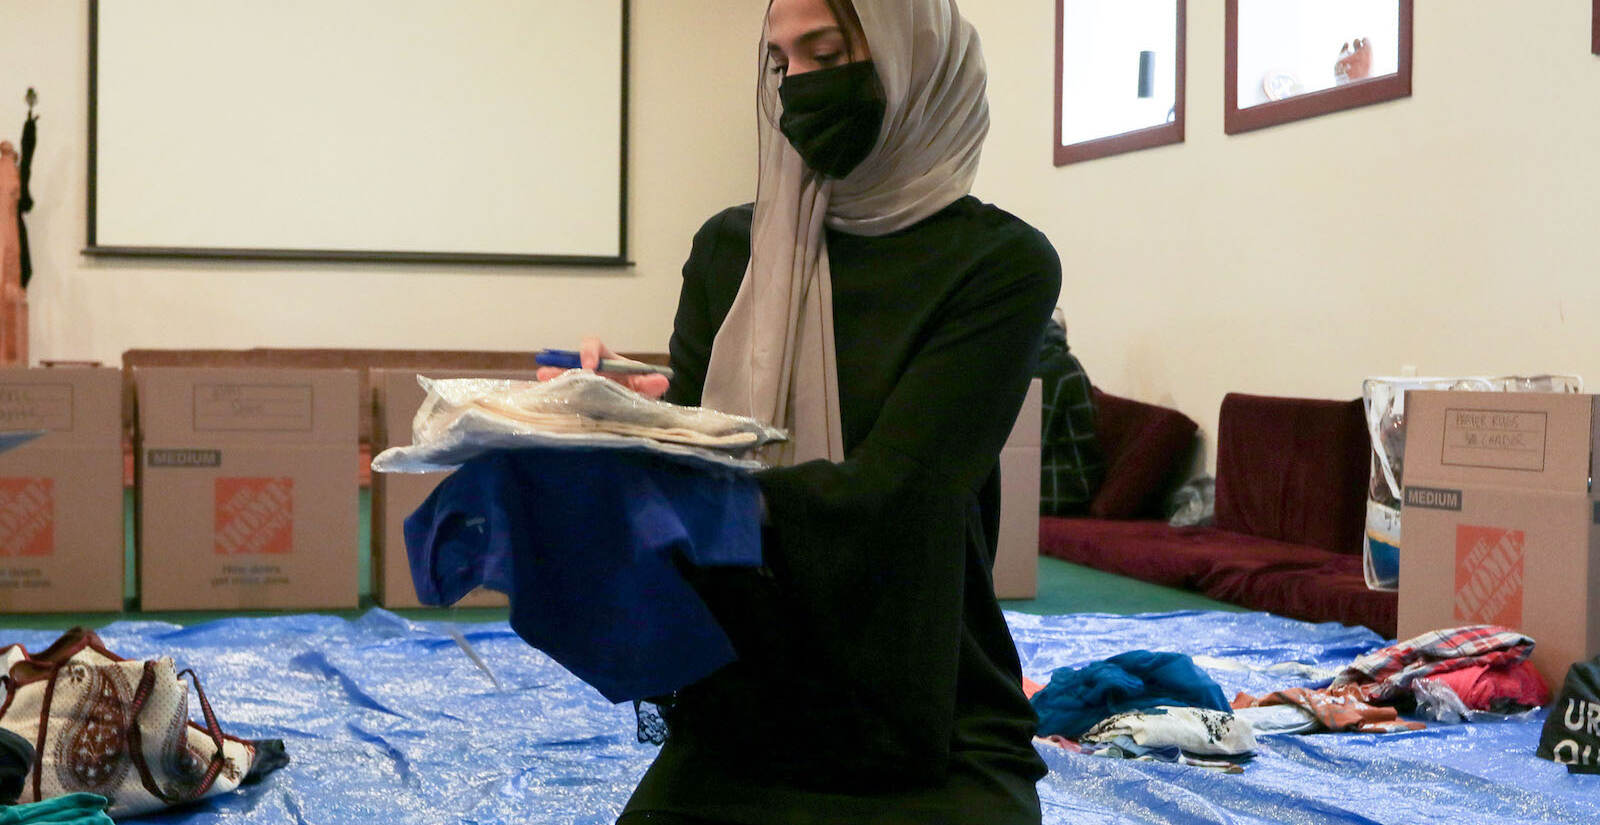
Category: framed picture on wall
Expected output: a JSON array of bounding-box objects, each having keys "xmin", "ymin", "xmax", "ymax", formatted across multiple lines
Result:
[
  {"xmin": 1225, "ymin": 0, "xmax": 1413, "ymax": 134},
  {"xmin": 1054, "ymin": 0, "xmax": 1186, "ymax": 165},
  {"xmin": 1593, "ymin": 0, "xmax": 1598, "ymax": 55}
]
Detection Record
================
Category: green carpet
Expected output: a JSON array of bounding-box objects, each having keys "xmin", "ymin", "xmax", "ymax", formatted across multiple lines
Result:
[{"xmin": 0, "ymin": 491, "xmax": 1239, "ymax": 631}]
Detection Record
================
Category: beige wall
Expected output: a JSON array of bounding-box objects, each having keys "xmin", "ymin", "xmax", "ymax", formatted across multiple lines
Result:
[
  {"xmin": 5, "ymin": 1, "xmax": 1598, "ymax": 468},
  {"xmin": 0, "ymin": 1, "xmax": 762, "ymax": 364},
  {"xmin": 967, "ymin": 0, "xmax": 1600, "ymax": 466}
]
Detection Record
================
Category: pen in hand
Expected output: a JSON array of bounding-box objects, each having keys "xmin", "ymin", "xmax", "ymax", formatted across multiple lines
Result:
[{"xmin": 536, "ymin": 349, "xmax": 675, "ymax": 380}]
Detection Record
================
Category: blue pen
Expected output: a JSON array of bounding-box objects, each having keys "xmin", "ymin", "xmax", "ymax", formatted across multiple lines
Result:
[{"xmin": 536, "ymin": 349, "xmax": 675, "ymax": 379}]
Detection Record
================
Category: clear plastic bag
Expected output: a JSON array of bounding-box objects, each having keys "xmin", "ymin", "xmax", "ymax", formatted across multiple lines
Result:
[
  {"xmin": 371, "ymin": 371, "xmax": 789, "ymax": 473},
  {"xmin": 1166, "ymin": 476, "xmax": 1215, "ymax": 527},
  {"xmin": 1359, "ymin": 374, "xmax": 1581, "ymax": 591},
  {"xmin": 1411, "ymin": 676, "xmax": 1542, "ymax": 725}
]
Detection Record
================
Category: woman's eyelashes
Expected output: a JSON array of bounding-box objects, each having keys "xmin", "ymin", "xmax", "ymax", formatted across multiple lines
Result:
[{"xmin": 768, "ymin": 50, "xmax": 847, "ymax": 76}]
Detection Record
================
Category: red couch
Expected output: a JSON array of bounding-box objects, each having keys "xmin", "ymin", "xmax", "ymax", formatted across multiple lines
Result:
[{"xmin": 1040, "ymin": 391, "xmax": 1397, "ymax": 637}]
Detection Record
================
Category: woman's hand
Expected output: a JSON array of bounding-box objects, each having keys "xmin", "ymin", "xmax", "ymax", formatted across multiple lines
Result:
[{"xmin": 536, "ymin": 336, "xmax": 671, "ymax": 400}]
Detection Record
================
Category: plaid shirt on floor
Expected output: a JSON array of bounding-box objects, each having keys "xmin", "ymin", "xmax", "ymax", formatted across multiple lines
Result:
[{"xmin": 1331, "ymin": 625, "xmax": 1535, "ymax": 703}]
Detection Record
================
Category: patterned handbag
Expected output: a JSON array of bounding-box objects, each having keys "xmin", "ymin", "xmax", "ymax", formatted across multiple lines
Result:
[{"xmin": 0, "ymin": 627, "xmax": 286, "ymax": 817}]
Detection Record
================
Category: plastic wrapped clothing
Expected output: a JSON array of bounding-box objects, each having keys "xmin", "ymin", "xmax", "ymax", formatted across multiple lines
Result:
[
  {"xmin": 373, "ymin": 372, "xmax": 787, "ymax": 475},
  {"xmin": 1031, "ymin": 650, "xmax": 1232, "ymax": 738},
  {"xmin": 403, "ymin": 447, "xmax": 763, "ymax": 703}
]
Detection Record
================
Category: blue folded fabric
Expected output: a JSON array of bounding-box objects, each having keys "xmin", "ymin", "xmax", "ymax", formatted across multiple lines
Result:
[
  {"xmin": 1031, "ymin": 650, "xmax": 1230, "ymax": 738},
  {"xmin": 404, "ymin": 447, "xmax": 764, "ymax": 703}
]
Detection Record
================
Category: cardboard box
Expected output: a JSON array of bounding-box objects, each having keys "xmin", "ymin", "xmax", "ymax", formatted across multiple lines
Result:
[
  {"xmin": 994, "ymin": 379, "xmax": 1042, "ymax": 599},
  {"xmin": 0, "ymin": 368, "xmax": 123, "ymax": 612},
  {"xmin": 371, "ymin": 369, "xmax": 542, "ymax": 608},
  {"xmin": 136, "ymin": 368, "xmax": 359, "ymax": 610},
  {"xmin": 1398, "ymin": 390, "xmax": 1600, "ymax": 686}
]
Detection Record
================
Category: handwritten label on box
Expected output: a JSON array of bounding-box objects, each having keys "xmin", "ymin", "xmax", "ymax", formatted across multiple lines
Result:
[
  {"xmin": 193, "ymin": 384, "xmax": 313, "ymax": 432},
  {"xmin": 0, "ymin": 385, "xmax": 73, "ymax": 431},
  {"xmin": 1441, "ymin": 408, "xmax": 1547, "ymax": 472}
]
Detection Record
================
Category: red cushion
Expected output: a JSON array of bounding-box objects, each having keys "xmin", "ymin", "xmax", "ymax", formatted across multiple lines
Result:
[
  {"xmin": 1039, "ymin": 517, "xmax": 1397, "ymax": 635},
  {"xmin": 1213, "ymin": 394, "xmax": 1369, "ymax": 555},
  {"xmin": 1199, "ymin": 553, "xmax": 1397, "ymax": 637},
  {"xmin": 1041, "ymin": 518, "xmax": 1331, "ymax": 589},
  {"xmin": 1087, "ymin": 388, "xmax": 1198, "ymax": 519}
]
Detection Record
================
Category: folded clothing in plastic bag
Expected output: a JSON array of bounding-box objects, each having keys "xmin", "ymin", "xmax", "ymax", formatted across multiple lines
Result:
[{"xmin": 372, "ymin": 371, "xmax": 789, "ymax": 473}]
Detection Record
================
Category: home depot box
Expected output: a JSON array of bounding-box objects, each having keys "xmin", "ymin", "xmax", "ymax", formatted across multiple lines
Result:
[
  {"xmin": 371, "ymin": 369, "xmax": 537, "ymax": 608},
  {"xmin": 994, "ymin": 379, "xmax": 1042, "ymax": 599},
  {"xmin": 0, "ymin": 368, "xmax": 123, "ymax": 612},
  {"xmin": 1398, "ymin": 391, "xmax": 1600, "ymax": 686},
  {"xmin": 135, "ymin": 368, "xmax": 359, "ymax": 610}
]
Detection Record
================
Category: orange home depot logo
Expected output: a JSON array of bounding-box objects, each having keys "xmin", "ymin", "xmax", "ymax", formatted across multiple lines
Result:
[
  {"xmin": 214, "ymin": 478, "xmax": 293, "ymax": 555},
  {"xmin": 0, "ymin": 478, "xmax": 53, "ymax": 557},
  {"xmin": 1454, "ymin": 525, "xmax": 1524, "ymax": 627}
]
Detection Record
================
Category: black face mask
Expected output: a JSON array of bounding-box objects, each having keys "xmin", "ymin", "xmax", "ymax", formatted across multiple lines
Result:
[{"xmin": 778, "ymin": 61, "xmax": 886, "ymax": 179}]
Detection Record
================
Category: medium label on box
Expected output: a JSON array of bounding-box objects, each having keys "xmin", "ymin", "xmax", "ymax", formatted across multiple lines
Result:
[
  {"xmin": 1442, "ymin": 408, "xmax": 1547, "ymax": 471},
  {"xmin": 0, "ymin": 478, "xmax": 52, "ymax": 556},
  {"xmin": 1405, "ymin": 486, "xmax": 1463, "ymax": 511},
  {"xmin": 0, "ymin": 385, "xmax": 72, "ymax": 431},
  {"xmin": 215, "ymin": 477, "xmax": 294, "ymax": 555},
  {"xmin": 194, "ymin": 384, "xmax": 314, "ymax": 432},
  {"xmin": 148, "ymin": 448, "xmax": 222, "ymax": 468},
  {"xmin": 1454, "ymin": 524, "xmax": 1524, "ymax": 627}
]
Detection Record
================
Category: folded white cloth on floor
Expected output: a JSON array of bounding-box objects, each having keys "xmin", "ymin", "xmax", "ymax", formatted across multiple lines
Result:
[
  {"xmin": 1081, "ymin": 706, "xmax": 1257, "ymax": 756},
  {"xmin": 1233, "ymin": 703, "xmax": 1320, "ymax": 736}
]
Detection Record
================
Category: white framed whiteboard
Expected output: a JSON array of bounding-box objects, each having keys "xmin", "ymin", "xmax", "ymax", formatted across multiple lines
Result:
[{"xmin": 88, "ymin": 0, "xmax": 628, "ymax": 266}]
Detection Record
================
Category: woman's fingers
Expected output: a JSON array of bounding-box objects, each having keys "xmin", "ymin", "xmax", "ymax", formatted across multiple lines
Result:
[
  {"xmin": 628, "ymin": 373, "xmax": 671, "ymax": 400},
  {"xmin": 579, "ymin": 336, "xmax": 617, "ymax": 371},
  {"xmin": 536, "ymin": 367, "xmax": 566, "ymax": 382}
]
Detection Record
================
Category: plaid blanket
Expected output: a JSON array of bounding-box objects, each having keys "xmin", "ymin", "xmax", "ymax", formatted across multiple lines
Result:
[{"xmin": 1331, "ymin": 625, "xmax": 1535, "ymax": 702}]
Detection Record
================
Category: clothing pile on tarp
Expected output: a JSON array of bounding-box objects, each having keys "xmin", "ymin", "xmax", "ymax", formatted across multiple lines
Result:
[
  {"xmin": 1029, "ymin": 624, "xmax": 1556, "ymax": 776},
  {"xmin": 1331, "ymin": 624, "xmax": 1549, "ymax": 715},
  {"xmin": 1028, "ymin": 650, "xmax": 1256, "ymax": 769}
]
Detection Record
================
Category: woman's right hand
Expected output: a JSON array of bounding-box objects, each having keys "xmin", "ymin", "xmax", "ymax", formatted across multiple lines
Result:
[{"xmin": 537, "ymin": 336, "xmax": 671, "ymax": 400}]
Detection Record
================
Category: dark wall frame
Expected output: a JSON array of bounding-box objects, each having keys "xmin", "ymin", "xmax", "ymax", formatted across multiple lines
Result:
[
  {"xmin": 1593, "ymin": 0, "xmax": 1598, "ymax": 55},
  {"xmin": 1054, "ymin": 0, "xmax": 1186, "ymax": 166},
  {"xmin": 1224, "ymin": 0, "xmax": 1412, "ymax": 135},
  {"xmin": 84, "ymin": 0, "xmax": 633, "ymax": 267}
]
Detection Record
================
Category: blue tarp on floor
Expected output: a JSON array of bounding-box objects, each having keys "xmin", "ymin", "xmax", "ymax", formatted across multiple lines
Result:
[{"xmin": 4, "ymin": 609, "xmax": 1595, "ymax": 824}]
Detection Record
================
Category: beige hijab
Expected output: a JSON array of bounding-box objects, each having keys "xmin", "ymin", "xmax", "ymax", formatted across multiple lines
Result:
[{"xmin": 700, "ymin": 0, "xmax": 990, "ymax": 465}]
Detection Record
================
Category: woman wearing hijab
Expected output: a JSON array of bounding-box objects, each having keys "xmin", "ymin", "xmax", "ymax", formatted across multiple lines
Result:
[{"xmin": 570, "ymin": 1, "xmax": 1059, "ymax": 822}]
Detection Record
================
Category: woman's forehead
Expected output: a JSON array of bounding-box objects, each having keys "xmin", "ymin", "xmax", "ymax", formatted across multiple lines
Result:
[{"xmin": 767, "ymin": 0, "xmax": 843, "ymax": 38}]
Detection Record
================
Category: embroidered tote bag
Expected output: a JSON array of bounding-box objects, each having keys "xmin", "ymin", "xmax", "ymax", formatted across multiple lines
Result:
[{"xmin": 0, "ymin": 627, "xmax": 283, "ymax": 817}]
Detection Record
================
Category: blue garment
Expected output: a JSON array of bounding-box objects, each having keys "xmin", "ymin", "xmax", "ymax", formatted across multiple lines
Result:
[
  {"xmin": 0, "ymin": 794, "xmax": 112, "ymax": 825},
  {"xmin": 404, "ymin": 447, "xmax": 764, "ymax": 703},
  {"xmin": 1030, "ymin": 650, "xmax": 1230, "ymax": 738}
]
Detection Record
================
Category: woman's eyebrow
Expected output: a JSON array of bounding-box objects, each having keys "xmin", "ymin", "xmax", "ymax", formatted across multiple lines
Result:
[{"xmin": 768, "ymin": 26, "xmax": 845, "ymax": 52}]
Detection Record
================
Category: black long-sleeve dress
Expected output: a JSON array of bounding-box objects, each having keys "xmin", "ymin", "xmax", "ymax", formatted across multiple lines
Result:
[{"xmin": 623, "ymin": 195, "xmax": 1061, "ymax": 825}]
